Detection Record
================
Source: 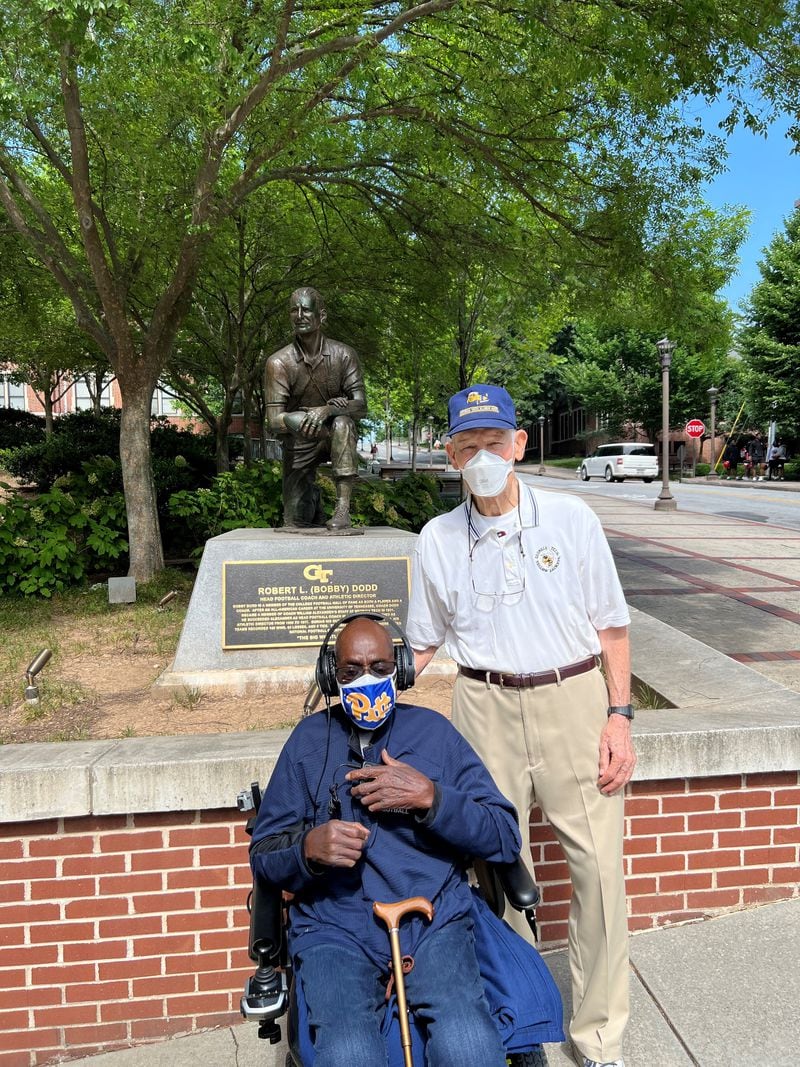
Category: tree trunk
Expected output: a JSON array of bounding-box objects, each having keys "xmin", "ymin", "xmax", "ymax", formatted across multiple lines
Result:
[
  {"xmin": 241, "ymin": 385, "xmax": 253, "ymax": 466},
  {"xmin": 215, "ymin": 395, "xmax": 235, "ymax": 473},
  {"xmin": 119, "ymin": 384, "xmax": 164, "ymax": 582},
  {"xmin": 43, "ymin": 391, "xmax": 54, "ymax": 436},
  {"xmin": 411, "ymin": 415, "xmax": 418, "ymax": 471},
  {"xmin": 215, "ymin": 418, "xmax": 230, "ymax": 473},
  {"xmin": 91, "ymin": 368, "xmax": 106, "ymax": 415}
]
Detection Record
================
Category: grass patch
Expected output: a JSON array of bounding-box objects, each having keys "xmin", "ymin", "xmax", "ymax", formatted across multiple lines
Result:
[
  {"xmin": 632, "ymin": 676, "xmax": 675, "ymax": 710},
  {"xmin": 0, "ymin": 568, "xmax": 195, "ymax": 740},
  {"xmin": 544, "ymin": 456, "xmax": 584, "ymax": 470},
  {"xmin": 171, "ymin": 686, "xmax": 203, "ymax": 711}
]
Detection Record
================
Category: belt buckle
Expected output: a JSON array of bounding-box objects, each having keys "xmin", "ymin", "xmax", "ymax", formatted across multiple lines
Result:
[{"xmin": 498, "ymin": 672, "xmax": 513, "ymax": 689}]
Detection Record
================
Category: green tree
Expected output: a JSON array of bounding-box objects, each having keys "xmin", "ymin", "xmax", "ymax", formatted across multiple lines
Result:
[
  {"xmin": 740, "ymin": 206, "xmax": 800, "ymax": 439},
  {"xmin": 0, "ymin": 237, "xmax": 105, "ymax": 433},
  {"xmin": 0, "ymin": 0, "xmax": 789, "ymax": 579}
]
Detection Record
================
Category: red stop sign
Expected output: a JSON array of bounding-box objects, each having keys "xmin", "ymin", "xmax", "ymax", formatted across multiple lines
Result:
[{"xmin": 685, "ymin": 419, "xmax": 705, "ymax": 439}]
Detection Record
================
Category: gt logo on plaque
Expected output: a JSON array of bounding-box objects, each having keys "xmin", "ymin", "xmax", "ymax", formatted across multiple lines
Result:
[{"xmin": 222, "ymin": 556, "xmax": 410, "ymax": 649}]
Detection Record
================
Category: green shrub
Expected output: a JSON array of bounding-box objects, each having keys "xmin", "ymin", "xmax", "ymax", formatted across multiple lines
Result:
[
  {"xmin": 783, "ymin": 459, "xmax": 800, "ymax": 481},
  {"xmin": 5, "ymin": 409, "xmax": 121, "ymax": 488},
  {"xmin": 4, "ymin": 409, "xmax": 217, "ymax": 494},
  {"xmin": 168, "ymin": 462, "xmax": 283, "ymax": 549},
  {"xmin": 0, "ymin": 408, "xmax": 45, "ymax": 451},
  {"xmin": 320, "ymin": 471, "xmax": 447, "ymax": 533},
  {"xmin": 168, "ymin": 466, "xmax": 445, "ymax": 555},
  {"xmin": 3, "ymin": 409, "xmax": 220, "ymax": 558},
  {"xmin": 0, "ymin": 458, "xmax": 128, "ymax": 597}
]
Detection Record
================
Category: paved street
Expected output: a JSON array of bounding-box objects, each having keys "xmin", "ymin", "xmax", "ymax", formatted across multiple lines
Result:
[{"xmin": 562, "ymin": 472, "xmax": 800, "ymax": 531}]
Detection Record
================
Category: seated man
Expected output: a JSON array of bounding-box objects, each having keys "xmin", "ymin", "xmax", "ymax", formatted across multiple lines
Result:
[{"xmin": 249, "ymin": 616, "xmax": 521, "ymax": 1067}]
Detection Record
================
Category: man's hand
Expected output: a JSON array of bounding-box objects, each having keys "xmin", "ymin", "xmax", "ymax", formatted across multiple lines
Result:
[
  {"xmin": 597, "ymin": 715, "xmax": 637, "ymax": 796},
  {"xmin": 347, "ymin": 749, "xmax": 435, "ymax": 812},
  {"xmin": 328, "ymin": 396, "xmax": 350, "ymax": 409},
  {"xmin": 304, "ymin": 820, "xmax": 370, "ymax": 867},
  {"xmin": 298, "ymin": 405, "xmax": 331, "ymax": 437}
]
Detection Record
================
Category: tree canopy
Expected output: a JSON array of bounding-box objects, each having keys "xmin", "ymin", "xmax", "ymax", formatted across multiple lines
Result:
[
  {"xmin": 0, "ymin": 0, "xmax": 795, "ymax": 575},
  {"xmin": 740, "ymin": 204, "xmax": 800, "ymax": 440}
]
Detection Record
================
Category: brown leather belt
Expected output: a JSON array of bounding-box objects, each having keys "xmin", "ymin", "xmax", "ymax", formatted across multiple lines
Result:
[{"xmin": 458, "ymin": 655, "xmax": 597, "ymax": 689}]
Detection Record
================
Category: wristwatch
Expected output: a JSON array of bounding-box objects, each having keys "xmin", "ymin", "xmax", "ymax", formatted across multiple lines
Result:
[{"xmin": 607, "ymin": 704, "xmax": 634, "ymax": 721}]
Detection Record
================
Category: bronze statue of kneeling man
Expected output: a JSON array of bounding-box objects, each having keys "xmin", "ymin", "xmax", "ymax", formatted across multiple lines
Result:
[{"xmin": 265, "ymin": 287, "xmax": 366, "ymax": 529}]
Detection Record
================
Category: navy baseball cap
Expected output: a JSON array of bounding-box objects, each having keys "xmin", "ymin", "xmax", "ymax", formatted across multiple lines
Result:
[{"xmin": 448, "ymin": 384, "xmax": 517, "ymax": 436}]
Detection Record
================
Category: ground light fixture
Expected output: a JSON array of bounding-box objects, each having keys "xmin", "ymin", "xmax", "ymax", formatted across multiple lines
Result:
[
  {"xmin": 157, "ymin": 590, "xmax": 179, "ymax": 612},
  {"xmin": 24, "ymin": 648, "xmax": 52, "ymax": 705}
]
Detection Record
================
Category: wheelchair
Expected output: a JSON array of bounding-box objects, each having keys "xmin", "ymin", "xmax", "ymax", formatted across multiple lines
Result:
[{"xmin": 237, "ymin": 780, "xmax": 561, "ymax": 1067}]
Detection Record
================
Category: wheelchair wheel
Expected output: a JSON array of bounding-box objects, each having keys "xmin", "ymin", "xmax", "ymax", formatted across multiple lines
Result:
[{"xmin": 508, "ymin": 1047, "xmax": 548, "ymax": 1067}]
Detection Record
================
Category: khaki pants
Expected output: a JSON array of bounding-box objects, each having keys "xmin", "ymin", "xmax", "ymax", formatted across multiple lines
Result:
[{"xmin": 453, "ymin": 669, "xmax": 629, "ymax": 1063}]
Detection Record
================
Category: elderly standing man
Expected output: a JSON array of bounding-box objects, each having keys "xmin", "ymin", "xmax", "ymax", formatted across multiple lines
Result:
[{"xmin": 406, "ymin": 384, "xmax": 636, "ymax": 1067}]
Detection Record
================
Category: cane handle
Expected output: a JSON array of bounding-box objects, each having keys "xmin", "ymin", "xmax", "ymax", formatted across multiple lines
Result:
[{"xmin": 373, "ymin": 896, "xmax": 434, "ymax": 930}]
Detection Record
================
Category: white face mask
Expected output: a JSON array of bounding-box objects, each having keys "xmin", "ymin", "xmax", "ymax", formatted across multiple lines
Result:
[{"xmin": 461, "ymin": 449, "xmax": 514, "ymax": 497}]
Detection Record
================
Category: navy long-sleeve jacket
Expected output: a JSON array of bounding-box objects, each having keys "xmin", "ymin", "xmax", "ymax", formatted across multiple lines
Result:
[{"xmin": 250, "ymin": 702, "xmax": 521, "ymax": 967}]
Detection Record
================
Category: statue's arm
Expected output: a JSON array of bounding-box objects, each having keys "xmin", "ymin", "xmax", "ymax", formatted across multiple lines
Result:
[
  {"xmin": 328, "ymin": 383, "xmax": 366, "ymax": 420},
  {"xmin": 264, "ymin": 356, "xmax": 291, "ymax": 434},
  {"xmin": 332, "ymin": 350, "xmax": 367, "ymax": 419}
]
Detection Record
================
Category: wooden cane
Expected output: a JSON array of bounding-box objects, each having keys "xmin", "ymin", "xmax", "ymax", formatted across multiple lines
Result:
[{"xmin": 373, "ymin": 897, "xmax": 434, "ymax": 1067}]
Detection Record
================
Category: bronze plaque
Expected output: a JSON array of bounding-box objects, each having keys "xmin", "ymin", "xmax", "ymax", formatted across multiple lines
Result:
[{"xmin": 222, "ymin": 556, "xmax": 410, "ymax": 649}]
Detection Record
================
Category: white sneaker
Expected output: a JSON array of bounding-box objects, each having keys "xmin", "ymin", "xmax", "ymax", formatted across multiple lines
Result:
[{"xmin": 570, "ymin": 1040, "xmax": 625, "ymax": 1067}]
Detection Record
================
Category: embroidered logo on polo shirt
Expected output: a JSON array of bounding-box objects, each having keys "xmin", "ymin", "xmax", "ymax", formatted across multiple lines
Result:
[{"xmin": 534, "ymin": 545, "xmax": 561, "ymax": 573}]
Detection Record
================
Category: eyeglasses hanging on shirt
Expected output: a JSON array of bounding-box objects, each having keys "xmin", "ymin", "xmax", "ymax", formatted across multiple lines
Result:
[{"xmin": 466, "ymin": 498, "xmax": 527, "ymax": 608}]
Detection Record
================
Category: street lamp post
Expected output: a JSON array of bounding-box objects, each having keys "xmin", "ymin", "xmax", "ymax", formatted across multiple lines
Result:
[
  {"xmin": 537, "ymin": 416, "xmax": 546, "ymax": 476},
  {"xmin": 654, "ymin": 337, "xmax": 677, "ymax": 511},
  {"xmin": 707, "ymin": 386, "xmax": 719, "ymax": 479}
]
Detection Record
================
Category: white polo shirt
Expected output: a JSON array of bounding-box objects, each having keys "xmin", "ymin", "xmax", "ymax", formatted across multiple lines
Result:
[{"xmin": 407, "ymin": 483, "xmax": 630, "ymax": 674}]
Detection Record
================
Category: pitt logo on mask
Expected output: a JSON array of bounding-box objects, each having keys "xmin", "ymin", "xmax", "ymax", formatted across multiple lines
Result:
[{"xmin": 338, "ymin": 674, "xmax": 397, "ymax": 729}]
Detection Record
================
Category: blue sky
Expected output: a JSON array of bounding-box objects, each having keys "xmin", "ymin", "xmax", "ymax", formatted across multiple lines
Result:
[{"xmin": 697, "ymin": 103, "xmax": 800, "ymax": 314}]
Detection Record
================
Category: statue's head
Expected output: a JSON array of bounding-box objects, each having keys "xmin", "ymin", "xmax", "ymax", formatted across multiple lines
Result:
[{"xmin": 289, "ymin": 287, "xmax": 327, "ymax": 336}]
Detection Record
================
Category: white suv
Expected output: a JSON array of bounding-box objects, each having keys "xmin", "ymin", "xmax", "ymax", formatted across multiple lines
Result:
[{"xmin": 579, "ymin": 443, "xmax": 658, "ymax": 483}]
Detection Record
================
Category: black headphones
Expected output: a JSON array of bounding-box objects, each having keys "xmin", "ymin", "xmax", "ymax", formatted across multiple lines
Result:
[{"xmin": 315, "ymin": 612, "xmax": 416, "ymax": 698}]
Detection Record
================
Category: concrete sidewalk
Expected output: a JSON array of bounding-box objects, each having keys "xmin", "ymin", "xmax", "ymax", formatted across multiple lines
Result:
[
  {"xmin": 66, "ymin": 476, "xmax": 800, "ymax": 1067},
  {"xmin": 69, "ymin": 897, "xmax": 800, "ymax": 1066}
]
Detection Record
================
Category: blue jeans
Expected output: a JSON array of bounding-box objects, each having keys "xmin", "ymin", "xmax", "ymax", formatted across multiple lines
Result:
[{"xmin": 297, "ymin": 917, "xmax": 507, "ymax": 1067}]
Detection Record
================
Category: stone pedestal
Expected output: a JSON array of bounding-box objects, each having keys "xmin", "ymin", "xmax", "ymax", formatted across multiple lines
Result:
[{"xmin": 157, "ymin": 527, "xmax": 421, "ymax": 693}]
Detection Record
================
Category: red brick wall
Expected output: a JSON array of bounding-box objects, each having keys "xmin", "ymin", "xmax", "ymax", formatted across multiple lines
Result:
[
  {"xmin": 0, "ymin": 810, "xmax": 253, "ymax": 1067},
  {"xmin": 532, "ymin": 771, "xmax": 800, "ymax": 945},
  {"xmin": 2, "ymin": 771, "xmax": 799, "ymax": 1065}
]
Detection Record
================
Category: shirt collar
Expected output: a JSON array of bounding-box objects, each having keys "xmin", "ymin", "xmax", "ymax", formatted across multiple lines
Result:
[
  {"xmin": 292, "ymin": 335, "xmax": 330, "ymax": 368},
  {"xmin": 465, "ymin": 481, "xmax": 539, "ymax": 545}
]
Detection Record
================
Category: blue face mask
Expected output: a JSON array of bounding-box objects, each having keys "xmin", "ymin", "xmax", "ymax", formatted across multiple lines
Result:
[{"xmin": 337, "ymin": 672, "xmax": 397, "ymax": 730}]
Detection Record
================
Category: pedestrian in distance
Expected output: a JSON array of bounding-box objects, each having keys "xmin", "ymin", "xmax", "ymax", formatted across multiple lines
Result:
[
  {"xmin": 722, "ymin": 436, "xmax": 740, "ymax": 479},
  {"xmin": 767, "ymin": 440, "xmax": 786, "ymax": 480},
  {"xmin": 406, "ymin": 384, "xmax": 636, "ymax": 1067},
  {"xmin": 749, "ymin": 435, "xmax": 766, "ymax": 481},
  {"xmin": 741, "ymin": 446, "xmax": 754, "ymax": 481}
]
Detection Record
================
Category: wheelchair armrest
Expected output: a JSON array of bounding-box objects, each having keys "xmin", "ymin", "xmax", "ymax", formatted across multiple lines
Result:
[
  {"xmin": 492, "ymin": 857, "xmax": 540, "ymax": 912},
  {"xmin": 248, "ymin": 875, "xmax": 284, "ymax": 966}
]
